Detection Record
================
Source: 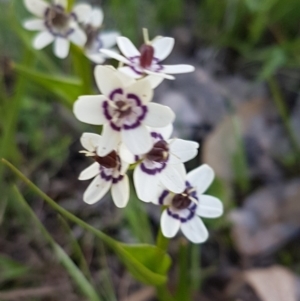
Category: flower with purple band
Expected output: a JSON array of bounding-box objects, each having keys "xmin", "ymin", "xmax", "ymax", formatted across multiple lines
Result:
[
  {"xmin": 120, "ymin": 125, "xmax": 199, "ymax": 202},
  {"xmin": 79, "ymin": 133, "xmax": 129, "ymax": 208},
  {"xmin": 100, "ymin": 35, "xmax": 195, "ymax": 79},
  {"xmin": 23, "ymin": 0, "xmax": 91, "ymax": 58},
  {"xmin": 154, "ymin": 164, "xmax": 223, "ymax": 243},
  {"xmin": 82, "ymin": 7, "xmax": 120, "ymax": 64},
  {"xmin": 73, "ymin": 66, "xmax": 174, "ymax": 156}
]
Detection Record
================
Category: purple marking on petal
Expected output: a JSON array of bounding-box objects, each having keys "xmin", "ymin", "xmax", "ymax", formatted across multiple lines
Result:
[
  {"xmin": 110, "ymin": 122, "xmax": 121, "ymax": 132},
  {"xmin": 167, "ymin": 208, "xmax": 180, "ymax": 220},
  {"xmin": 123, "ymin": 99, "xmax": 148, "ymax": 130},
  {"xmin": 103, "ymin": 101, "xmax": 112, "ymax": 121},
  {"xmin": 70, "ymin": 12, "xmax": 78, "ymax": 21},
  {"xmin": 140, "ymin": 161, "xmax": 166, "ymax": 175},
  {"xmin": 126, "ymin": 93, "xmax": 142, "ymax": 106},
  {"xmin": 112, "ymin": 174, "xmax": 123, "ymax": 184},
  {"xmin": 109, "ymin": 88, "xmax": 123, "ymax": 101},
  {"xmin": 159, "ymin": 190, "xmax": 169, "ymax": 205},
  {"xmin": 100, "ymin": 169, "xmax": 112, "ymax": 182},
  {"xmin": 167, "ymin": 207, "xmax": 196, "ymax": 223},
  {"xmin": 129, "ymin": 56, "xmax": 144, "ymax": 75},
  {"xmin": 150, "ymin": 132, "xmax": 163, "ymax": 140}
]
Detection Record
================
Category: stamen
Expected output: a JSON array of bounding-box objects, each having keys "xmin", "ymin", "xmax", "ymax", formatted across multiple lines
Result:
[
  {"xmin": 79, "ymin": 150, "xmax": 95, "ymax": 157},
  {"xmin": 142, "ymin": 28, "xmax": 150, "ymax": 44},
  {"xmin": 188, "ymin": 196, "xmax": 198, "ymax": 204}
]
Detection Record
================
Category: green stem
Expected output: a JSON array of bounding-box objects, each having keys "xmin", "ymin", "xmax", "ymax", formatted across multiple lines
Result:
[
  {"xmin": 0, "ymin": 50, "xmax": 33, "ymax": 182},
  {"xmin": 1, "ymin": 158, "xmax": 117, "ymax": 249},
  {"xmin": 190, "ymin": 244, "xmax": 201, "ymax": 293},
  {"xmin": 268, "ymin": 77, "xmax": 300, "ymax": 158},
  {"xmin": 175, "ymin": 239, "xmax": 190, "ymax": 300},
  {"xmin": 155, "ymin": 227, "xmax": 174, "ymax": 301},
  {"xmin": 156, "ymin": 227, "xmax": 170, "ymax": 252}
]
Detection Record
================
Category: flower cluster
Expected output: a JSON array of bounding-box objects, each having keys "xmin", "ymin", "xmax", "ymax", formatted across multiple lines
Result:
[
  {"xmin": 23, "ymin": 0, "xmax": 119, "ymax": 60},
  {"xmin": 23, "ymin": 1, "xmax": 224, "ymax": 243}
]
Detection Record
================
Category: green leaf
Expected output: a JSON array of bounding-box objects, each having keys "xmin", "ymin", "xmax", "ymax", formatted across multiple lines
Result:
[
  {"xmin": 120, "ymin": 244, "xmax": 171, "ymax": 284},
  {"xmin": 2, "ymin": 159, "xmax": 171, "ymax": 286},
  {"xmin": 13, "ymin": 64, "xmax": 83, "ymax": 107},
  {"xmin": 11, "ymin": 186, "xmax": 102, "ymax": 301},
  {"xmin": 0, "ymin": 254, "xmax": 29, "ymax": 283},
  {"xmin": 258, "ymin": 47, "xmax": 286, "ymax": 80}
]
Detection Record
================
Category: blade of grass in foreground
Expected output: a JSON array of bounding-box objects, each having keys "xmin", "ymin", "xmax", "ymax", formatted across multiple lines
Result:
[
  {"xmin": 11, "ymin": 186, "xmax": 102, "ymax": 301},
  {"xmin": 2, "ymin": 159, "xmax": 171, "ymax": 287}
]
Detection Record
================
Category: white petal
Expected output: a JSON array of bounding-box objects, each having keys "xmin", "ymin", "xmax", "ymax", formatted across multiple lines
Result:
[
  {"xmin": 197, "ymin": 195, "xmax": 223, "ymax": 218},
  {"xmin": 90, "ymin": 8, "xmax": 104, "ymax": 27},
  {"xmin": 121, "ymin": 125, "xmax": 152, "ymax": 155},
  {"xmin": 162, "ymin": 65, "xmax": 195, "ymax": 74},
  {"xmin": 23, "ymin": 19, "xmax": 46, "ymax": 31},
  {"xmin": 160, "ymin": 209, "xmax": 181, "ymax": 238},
  {"xmin": 181, "ymin": 217, "xmax": 209, "ymax": 243},
  {"xmin": 118, "ymin": 66, "xmax": 142, "ymax": 79},
  {"xmin": 85, "ymin": 52, "xmax": 105, "ymax": 64},
  {"xmin": 97, "ymin": 124, "xmax": 121, "ymax": 156},
  {"xmin": 54, "ymin": 37, "xmax": 70, "ymax": 59},
  {"xmin": 124, "ymin": 79, "xmax": 153, "ymax": 104},
  {"xmin": 119, "ymin": 143, "xmax": 136, "ymax": 164},
  {"xmin": 100, "ymin": 49, "xmax": 130, "ymax": 64},
  {"xmin": 120, "ymin": 160, "xmax": 129, "ymax": 175},
  {"xmin": 54, "ymin": 0, "xmax": 67, "ymax": 8},
  {"xmin": 152, "ymin": 37, "xmax": 174, "ymax": 61},
  {"xmin": 143, "ymin": 103, "xmax": 175, "ymax": 127},
  {"xmin": 80, "ymin": 132, "xmax": 102, "ymax": 152},
  {"xmin": 94, "ymin": 66, "xmax": 123, "ymax": 97},
  {"xmin": 33, "ymin": 31, "xmax": 54, "ymax": 49},
  {"xmin": 79, "ymin": 162, "xmax": 99, "ymax": 180},
  {"xmin": 72, "ymin": 4, "xmax": 92, "ymax": 23},
  {"xmin": 83, "ymin": 175, "xmax": 111, "ymax": 204},
  {"xmin": 144, "ymin": 69, "xmax": 175, "ymax": 80},
  {"xmin": 100, "ymin": 31, "xmax": 120, "ymax": 49},
  {"xmin": 169, "ymin": 139, "xmax": 199, "ymax": 164},
  {"xmin": 134, "ymin": 164, "xmax": 160, "ymax": 202},
  {"xmin": 73, "ymin": 95, "xmax": 107, "ymax": 125},
  {"xmin": 149, "ymin": 124, "xmax": 173, "ymax": 140},
  {"xmin": 69, "ymin": 27, "xmax": 87, "ymax": 46},
  {"xmin": 111, "ymin": 175, "xmax": 129, "ymax": 208},
  {"xmin": 187, "ymin": 164, "xmax": 215, "ymax": 195},
  {"xmin": 141, "ymin": 75, "xmax": 164, "ymax": 89},
  {"xmin": 158, "ymin": 164, "xmax": 185, "ymax": 193},
  {"xmin": 114, "ymin": 70, "xmax": 135, "ymax": 87},
  {"xmin": 24, "ymin": 0, "xmax": 48, "ymax": 17},
  {"xmin": 117, "ymin": 37, "xmax": 140, "ymax": 58}
]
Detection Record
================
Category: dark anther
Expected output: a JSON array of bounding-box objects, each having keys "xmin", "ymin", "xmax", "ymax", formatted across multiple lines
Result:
[
  {"xmin": 172, "ymin": 193, "xmax": 191, "ymax": 210},
  {"xmin": 147, "ymin": 140, "xmax": 169, "ymax": 163},
  {"xmin": 139, "ymin": 44, "xmax": 154, "ymax": 68},
  {"xmin": 115, "ymin": 100, "xmax": 132, "ymax": 118},
  {"xmin": 84, "ymin": 25, "xmax": 98, "ymax": 48},
  {"xmin": 94, "ymin": 151, "xmax": 118, "ymax": 169},
  {"xmin": 47, "ymin": 6, "xmax": 69, "ymax": 28}
]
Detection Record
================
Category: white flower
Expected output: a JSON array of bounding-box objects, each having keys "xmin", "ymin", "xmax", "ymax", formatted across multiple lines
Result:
[
  {"xmin": 79, "ymin": 133, "xmax": 130, "ymax": 208},
  {"xmin": 81, "ymin": 7, "xmax": 120, "ymax": 64},
  {"xmin": 154, "ymin": 164, "xmax": 223, "ymax": 243},
  {"xmin": 120, "ymin": 125, "xmax": 199, "ymax": 202},
  {"xmin": 23, "ymin": 0, "xmax": 91, "ymax": 58},
  {"xmin": 73, "ymin": 66, "xmax": 174, "ymax": 156},
  {"xmin": 100, "ymin": 35, "xmax": 195, "ymax": 79}
]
